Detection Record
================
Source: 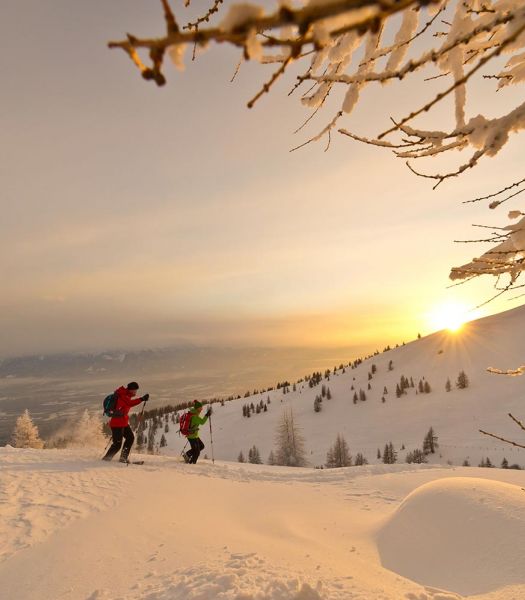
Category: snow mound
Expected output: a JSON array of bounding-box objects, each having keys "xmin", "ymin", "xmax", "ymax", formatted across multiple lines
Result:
[{"xmin": 377, "ymin": 477, "xmax": 525, "ymax": 596}]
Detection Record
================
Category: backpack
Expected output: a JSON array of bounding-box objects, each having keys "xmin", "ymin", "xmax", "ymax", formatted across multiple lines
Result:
[
  {"xmin": 103, "ymin": 392, "xmax": 118, "ymax": 417},
  {"xmin": 179, "ymin": 411, "xmax": 193, "ymax": 437}
]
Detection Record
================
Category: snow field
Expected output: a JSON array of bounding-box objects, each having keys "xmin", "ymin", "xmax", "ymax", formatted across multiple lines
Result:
[{"xmin": 2, "ymin": 448, "xmax": 525, "ymax": 599}]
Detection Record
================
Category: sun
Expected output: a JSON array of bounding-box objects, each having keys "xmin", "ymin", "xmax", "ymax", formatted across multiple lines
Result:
[{"xmin": 427, "ymin": 301, "xmax": 472, "ymax": 333}]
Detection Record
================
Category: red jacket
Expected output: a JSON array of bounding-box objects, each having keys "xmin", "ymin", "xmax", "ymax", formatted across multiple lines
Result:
[{"xmin": 109, "ymin": 386, "xmax": 143, "ymax": 428}]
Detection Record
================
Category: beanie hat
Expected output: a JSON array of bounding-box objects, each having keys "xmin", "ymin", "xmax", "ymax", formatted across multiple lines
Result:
[
  {"xmin": 127, "ymin": 381, "xmax": 140, "ymax": 390},
  {"xmin": 193, "ymin": 400, "xmax": 203, "ymax": 409}
]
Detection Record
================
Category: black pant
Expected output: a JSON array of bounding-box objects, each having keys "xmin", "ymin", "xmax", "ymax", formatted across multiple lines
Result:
[
  {"xmin": 103, "ymin": 425, "xmax": 134, "ymax": 461},
  {"xmin": 187, "ymin": 438, "xmax": 205, "ymax": 464}
]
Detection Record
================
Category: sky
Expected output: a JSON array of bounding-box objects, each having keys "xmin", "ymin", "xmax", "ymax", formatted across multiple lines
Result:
[{"xmin": 1, "ymin": 0, "xmax": 524, "ymax": 358}]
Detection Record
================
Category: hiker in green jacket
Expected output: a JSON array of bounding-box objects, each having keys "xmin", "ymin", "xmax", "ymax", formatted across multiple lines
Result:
[{"xmin": 184, "ymin": 400, "xmax": 212, "ymax": 464}]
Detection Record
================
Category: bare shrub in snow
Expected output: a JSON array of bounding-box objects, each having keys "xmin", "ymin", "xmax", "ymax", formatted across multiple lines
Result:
[{"xmin": 274, "ymin": 409, "xmax": 308, "ymax": 467}]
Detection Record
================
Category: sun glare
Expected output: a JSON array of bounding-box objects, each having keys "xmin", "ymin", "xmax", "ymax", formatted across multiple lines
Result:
[{"xmin": 427, "ymin": 301, "xmax": 472, "ymax": 333}]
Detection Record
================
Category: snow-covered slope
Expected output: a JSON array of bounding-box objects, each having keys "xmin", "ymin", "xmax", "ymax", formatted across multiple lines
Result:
[
  {"xmin": 157, "ymin": 304, "xmax": 525, "ymax": 468},
  {"xmin": 2, "ymin": 447, "xmax": 525, "ymax": 600}
]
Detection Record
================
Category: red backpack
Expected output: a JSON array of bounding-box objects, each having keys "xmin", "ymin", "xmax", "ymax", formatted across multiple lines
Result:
[{"xmin": 179, "ymin": 411, "xmax": 193, "ymax": 437}]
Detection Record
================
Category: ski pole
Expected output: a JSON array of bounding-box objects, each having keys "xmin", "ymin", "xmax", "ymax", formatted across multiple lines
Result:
[{"xmin": 209, "ymin": 413, "xmax": 215, "ymax": 465}]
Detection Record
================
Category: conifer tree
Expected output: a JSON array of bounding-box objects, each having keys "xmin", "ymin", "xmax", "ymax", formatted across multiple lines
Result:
[
  {"xmin": 418, "ymin": 379, "xmax": 424, "ymax": 393},
  {"xmin": 388, "ymin": 360, "xmax": 393, "ymax": 371},
  {"xmin": 462, "ymin": 458, "xmax": 470, "ymax": 467},
  {"xmin": 424, "ymin": 381, "xmax": 431, "ymax": 393},
  {"xmin": 314, "ymin": 396, "xmax": 322, "ymax": 413},
  {"xmin": 267, "ymin": 450, "xmax": 276, "ymax": 465},
  {"xmin": 377, "ymin": 448, "xmax": 381, "ymax": 460},
  {"xmin": 248, "ymin": 445, "xmax": 262, "ymax": 464},
  {"xmin": 383, "ymin": 386, "xmax": 388, "ymax": 395},
  {"xmin": 456, "ymin": 370, "xmax": 469, "ymax": 389},
  {"xmin": 405, "ymin": 449, "xmax": 427, "ymax": 464},
  {"xmin": 326, "ymin": 387, "xmax": 332, "ymax": 400},
  {"xmin": 274, "ymin": 409, "xmax": 308, "ymax": 467},
  {"xmin": 445, "ymin": 378, "xmax": 452, "ymax": 392},
  {"xmin": 325, "ymin": 434, "xmax": 352, "ymax": 468},
  {"xmin": 353, "ymin": 392, "xmax": 358, "ymax": 404},
  {"xmin": 501, "ymin": 457, "xmax": 509, "ymax": 469},
  {"xmin": 381, "ymin": 396, "xmax": 385, "ymax": 403},
  {"xmin": 160, "ymin": 433, "xmax": 167, "ymax": 447},
  {"xmin": 11, "ymin": 410, "xmax": 44, "ymax": 449},
  {"xmin": 354, "ymin": 452, "xmax": 368, "ymax": 466},
  {"xmin": 423, "ymin": 427, "xmax": 438, "ymax": 454},
  {"xmin": 396, "ymin": 384, "xmax": 402, "ymax": 398},
  {"xmin": 238, "ymin": 450, "xmax": 245, "ymax": 463},
  {"xmin": 359, "ymin": 389, "xmax": 366, "ymax": 402}
]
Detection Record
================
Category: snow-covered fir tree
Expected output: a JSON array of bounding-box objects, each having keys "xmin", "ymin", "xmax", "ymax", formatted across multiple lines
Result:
[
  {"xmin": 238, "ymin": 450, "xmax": 245, "ymax": 463},
  {"xmin": 11, "ymin": 409, "xmax": 44, "ymax": 449}
]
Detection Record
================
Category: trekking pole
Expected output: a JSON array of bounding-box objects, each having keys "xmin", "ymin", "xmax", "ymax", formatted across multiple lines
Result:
[{"xmin": 209, "ymin": 413, "xmax": 215, "ymax": 465}]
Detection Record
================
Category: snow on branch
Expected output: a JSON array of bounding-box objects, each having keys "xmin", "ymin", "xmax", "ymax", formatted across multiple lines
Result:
[{"xmin": 108, "ymin": 1, "xmax": 525, "ymax": 291}]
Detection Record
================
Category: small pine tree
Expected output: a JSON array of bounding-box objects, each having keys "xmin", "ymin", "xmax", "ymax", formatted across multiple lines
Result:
[
  {"xmin": 381, "ymin": 396, "xmax": 385, "ymax": 403},
  {"xmin": 456, "ymin": 370, "xmax": 469, "ymax": 389},
  {"xmin": 396, "ymin": 383, "xmax": 402, "ymax": 398},
  {"xmin": 418, "ymin": 379, "xmax": 424, "ymax": 393},
  {"xmin": 445, "ymin": 378, "xmax": 452, "ymax": 392},
  {"xmin": 314, "ymin": 396, "xmax": 322, "ymax": 412},
  {"xmin": 405, "ymin": 449, "xmax": 428, "ymax": 464},
  {"xmin": 353, "ymin": 391, "xmax": 358, "ymax": 404},
  {"xmin": 423, "ymin": 381, "xmax": 431, "ymax": 394},
  {"xmin": 354, "ymin": 452, "xmax": 368, "ymax": 466},
  {"xmin": 382, "ymin": 442, "xmax": 397, "ymax": 464},
  {"xmin": 368, "ymin": 372, "xmax": 372, "ymax": 381},
  {"xmin": 321, "ymin": 384, "xmax": 327, "ymax": 398},
  {"xmin": 160, "ymin": 433, "xmax": 167, "ymax": 447},
  {"xmin": 423, "ymin": 427, "xmax": 438, "ymax": 454},
  {"xmin": 267, "ymin": 450, "xmax": 276, "ymax": 465},
  {"xmin": 371, "ymin": 364, "xmax": 377, "ymax": 374},
  {"xmin": 238, "ymin": 450, "xmax": 245, "ymax": 463},
  {"xmin": 326, "ymin": 387, "xmax": 332, "ymax": 400},
  {"xmin": 462, "ymin": 458, "xmax": 470, "ymax": 466},
  {"xmin": 367, "ymin": 382, "xmax": 371, "ymax": 390},
  {"xmin": 377, "ymin": 448, "xmax": 381, "ymax": 460},
  {"xmin": 248, "ymin": 445, "xmax": 262, "ymax": 464},
  {"xmin": 325, "ymin": 434, "xmax": 352, "ymax": 468},
  {"xmin": 388, "ymin": 360, "xmax": 393, "ymax": 371},
  {"xmin": 11, "ymin": 410, "xmax": 44, "ymax": 449},
  {"xmin": 359, "ymin": 389, "xmax": 367, "ymax": 402},
  {"xmin": 501, "ymin": 457, "xmax": 509, "ymax": 469},
  {"xmin": 383, "ymin": 386, "xmax": 388, "ymax": 395},
  {"xmin": 409, "ymin": 377, "xmax": 414, "ymax": 388}
]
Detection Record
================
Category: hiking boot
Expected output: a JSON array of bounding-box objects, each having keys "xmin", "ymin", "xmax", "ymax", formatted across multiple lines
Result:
[{"xmin": 183, "ymin": 451, "xmax": 191, "ymax": 464}]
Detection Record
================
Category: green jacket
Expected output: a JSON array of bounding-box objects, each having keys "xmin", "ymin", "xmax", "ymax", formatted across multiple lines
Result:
[{"xmin": 187, "ymin": 410, "xmax": 208, "ymax": 439}]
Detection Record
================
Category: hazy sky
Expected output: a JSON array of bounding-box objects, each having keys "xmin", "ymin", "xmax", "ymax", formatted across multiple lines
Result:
[{"xmin": 1, "ymin": 0, "xmax": 523, "ymax": 358}]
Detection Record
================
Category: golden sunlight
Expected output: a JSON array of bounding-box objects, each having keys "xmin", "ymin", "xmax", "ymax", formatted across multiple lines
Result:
[{"xmin": 426, "ymin": 301, "xmax": 476, "ymax": 333}]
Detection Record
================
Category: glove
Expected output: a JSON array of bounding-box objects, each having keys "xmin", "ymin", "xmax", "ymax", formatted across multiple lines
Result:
[
  {"xmin": 206, "ymin": 406, "xmax": 212, "ymax": 417},
  {"xmin": 142, "ymin": 393, "xmax": 150, "ymax": 402}
]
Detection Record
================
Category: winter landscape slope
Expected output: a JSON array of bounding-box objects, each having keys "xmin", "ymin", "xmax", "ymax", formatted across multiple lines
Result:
[
  {"xmin": 156, "ymin": 303, "xmax": 525, "ymax": 469},
  {"xmin": 2, "ymin": 448, "xmax": 525, "ymax": 600}
]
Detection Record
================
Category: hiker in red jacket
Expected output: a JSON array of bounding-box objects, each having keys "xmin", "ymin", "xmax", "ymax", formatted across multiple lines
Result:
[{"xmin": 102, "ymin": 382, "xmax": 149, "ymax": 463}]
